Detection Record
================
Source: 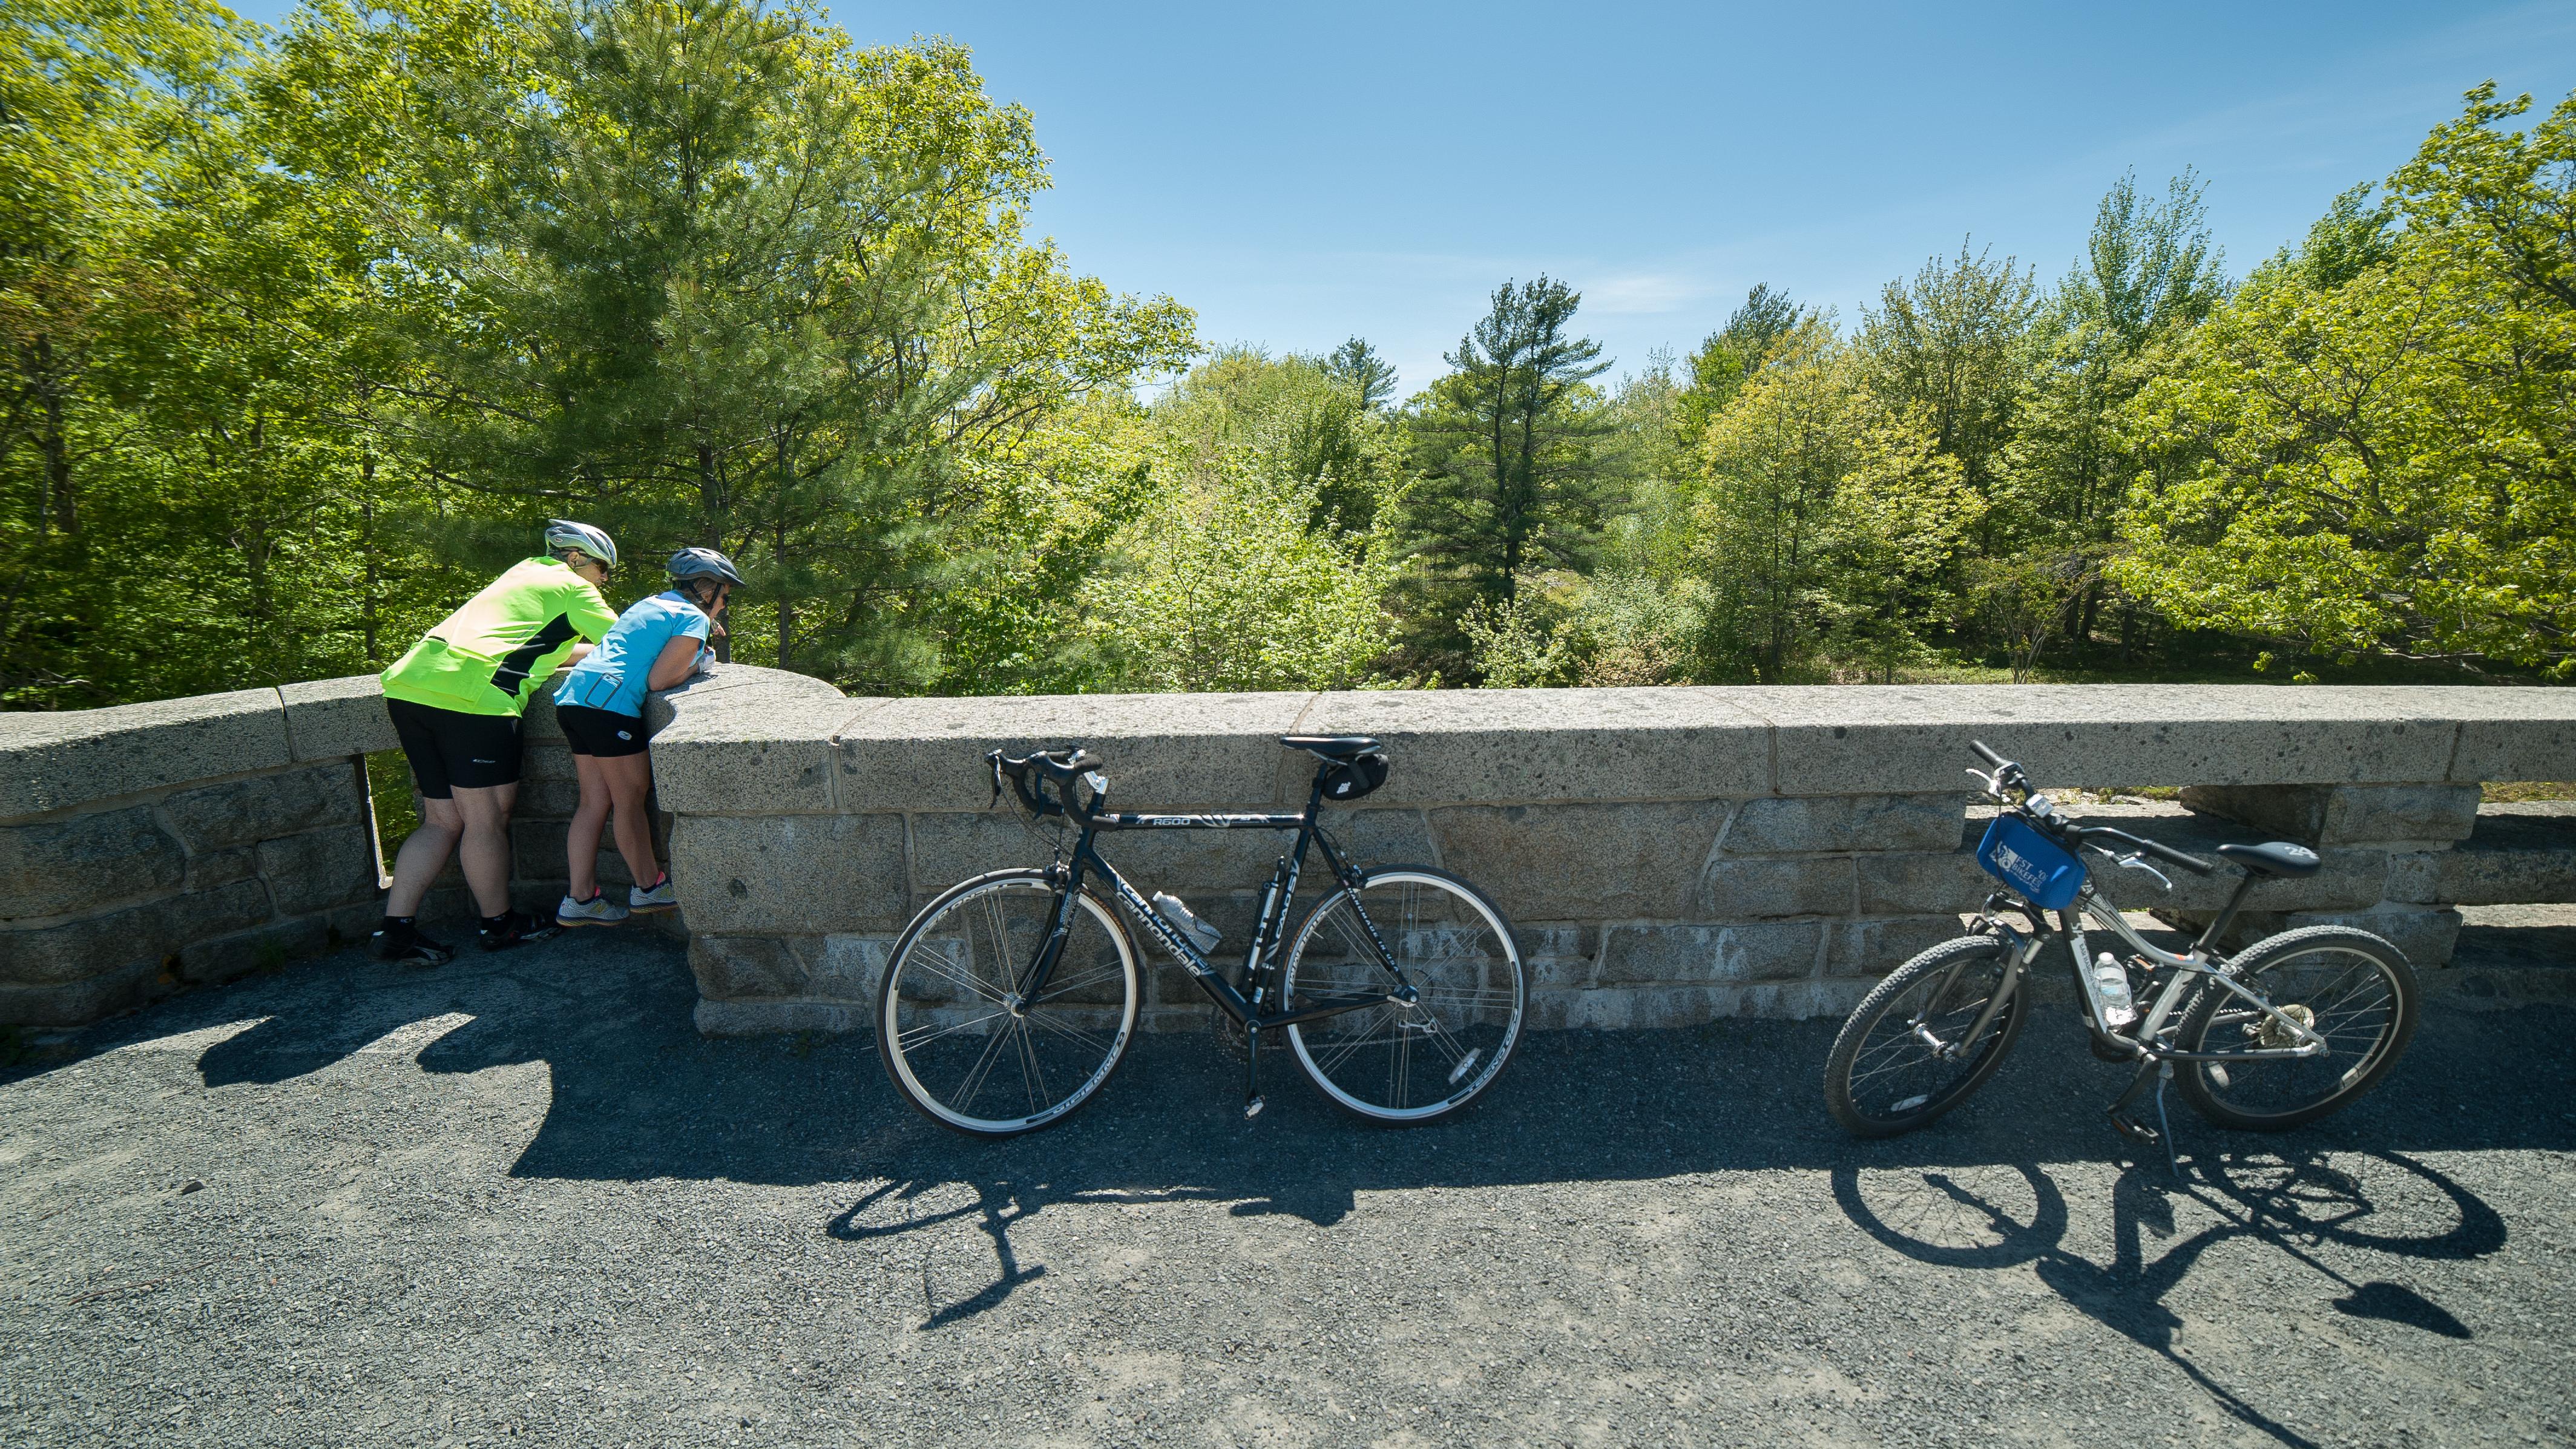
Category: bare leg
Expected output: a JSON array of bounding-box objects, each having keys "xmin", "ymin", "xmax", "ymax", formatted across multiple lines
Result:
[
  {"xmin": 385, "ymin": 795, "xmax": 462, "ymax": 917},
  {"xmin": 567, "ymin": 753, "xmax": 611, "ymax": 901},
  {"xmin": 601, "ymin": 752, "xmax": 662, "ymax": 889},
  {"xmin": 449, "ymin": 782, "xmax": 519, "ymax": 918}
]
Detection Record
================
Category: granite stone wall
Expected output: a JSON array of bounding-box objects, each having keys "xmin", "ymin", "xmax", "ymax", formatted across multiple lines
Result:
[
  {"xmin": 11, "ymin": 668, "xmax": 2576, "ymax": 1033},
  {"xmin": 645, "ymin": 674, "xmax": 2576, "ymax": 1036}
]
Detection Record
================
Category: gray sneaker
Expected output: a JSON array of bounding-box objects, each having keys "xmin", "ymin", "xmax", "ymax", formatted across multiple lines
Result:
[
  {"xmin": 628, "ymin": 875, "xmax": 678, "ymax": 914},
  {"xmin": 556, "ymin": 891, "xmax": 630, "ymax": 928}
]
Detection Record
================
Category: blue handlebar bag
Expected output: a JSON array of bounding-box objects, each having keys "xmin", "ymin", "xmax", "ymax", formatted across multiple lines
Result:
[{"xmin": 1976, "ymin": 814, "xmax": 2085, "ymax": 910}]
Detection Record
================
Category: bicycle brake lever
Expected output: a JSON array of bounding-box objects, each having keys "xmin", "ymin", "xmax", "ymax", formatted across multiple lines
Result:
[
  {"xmin": 2115, "ymin": 851, "xmax": 2175, "ymax": 892},
  {"xmin": 1965, "ymin": 766, "xmax": 2003, "ymax": 798}
]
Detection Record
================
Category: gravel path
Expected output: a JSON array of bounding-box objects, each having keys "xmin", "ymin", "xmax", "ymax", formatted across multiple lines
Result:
[{"xmin": 2, "ymin": 930, "xmax": 2572, "ymax": 1448}]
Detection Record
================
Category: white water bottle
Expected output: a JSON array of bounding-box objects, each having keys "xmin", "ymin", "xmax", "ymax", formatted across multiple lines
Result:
[
  {"xmin": 2092, "ymin": 951, "xmax": 2138, "ymax": 1028},
  {"xmin": 1151, "ymin": 892, "xmax": 1221, "ymax": 953}
]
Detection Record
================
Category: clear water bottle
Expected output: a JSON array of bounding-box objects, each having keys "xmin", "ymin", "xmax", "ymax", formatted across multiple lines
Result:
[
  {"xmin": 2091, "ymin": 951, "xmax": 2138, "ymax": 1028},
  {"xmin": 1151, "ymin": 892, "xmax": 1222, "ymax": 953}
]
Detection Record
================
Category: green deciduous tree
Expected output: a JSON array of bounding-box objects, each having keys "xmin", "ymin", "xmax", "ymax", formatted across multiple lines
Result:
[{"xmin": 2114, "ymin": 84, "xmax": 2576, "ymax": 674}]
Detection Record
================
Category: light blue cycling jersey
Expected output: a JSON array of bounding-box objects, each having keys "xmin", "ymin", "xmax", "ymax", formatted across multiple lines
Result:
[{"xmin": 552, "ymin": 591, "xmax": 712, "ymax": 718}]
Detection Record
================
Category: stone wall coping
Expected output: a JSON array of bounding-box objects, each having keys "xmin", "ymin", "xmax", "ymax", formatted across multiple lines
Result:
[
  {"xmin": 12, "ymin": 672, "xmax": 2575, "ymax": 825},
  {"xmin": 648, "ymin": 675, "xmax": 2576, "ymax": 811}
]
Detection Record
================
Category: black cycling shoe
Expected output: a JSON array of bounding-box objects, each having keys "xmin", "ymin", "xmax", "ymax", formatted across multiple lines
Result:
[
  {"xmin": 371, "ymin": 921, "xmax": 456, "ymax": 967},
  {"xmin": 478, "ymin": 910, "xmax": 563, "ymax": 953}
]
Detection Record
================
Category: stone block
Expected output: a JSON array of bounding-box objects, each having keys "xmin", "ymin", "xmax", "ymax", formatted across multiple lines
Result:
[
  {"xmin": 1293, "ymin": 687, "xmax": 1770, "ymax": 804},
  {"xmin": 514, "ymin": 775, "xmax": 586, "ymax": 819},
  {"xmin": 1827, "ymin": 915, "xmax": 1977, "ymax": 976},
  {"xmin": 1722, "ymin": 794, "xmax": 1968, "ymax": 855},
  {"xmin": 648, "ymin": 677, "xmax": 861, "ymax": 816},
  {"xmin": 1428, "ymin": 800, "xmax": 1726, "ymax": 921},
  {"xmin": 688, "ymin": 933, "xmax": 819, "ymax": 999},
  {"xmin": 162, "ymin": 761, "xmax": 364, "ymax": 852},
  {"xmin": 1856, "ymin": 850, "xmax": 1993, "ymax": 916},
  {"xmin": 1325, "ymin": 808, "xmax": 1439, "ymax": 869},
  {"xmin": 1526, "ymin": 976, "xmax": 1867, "ymax": 1029},
  {"xmin": 0, "ymin": 879, "xmax": 271, "ymax": 988},
  {"xmin": 2179, "ymin": 905, "xmax": 2465, "ymax": 968},
  {"xmin": 1514, "ymin": 924, "xmax": 1597, "ymax": 989},
  {"xmin": 1596, "ymin": 921, "xmax": 1823, "ymax": 985},
  {"xmin": 668, "ymin": 812, "xmax": 908, "ymax": 933},
  {"xmin": 179, "ymin": 914, "xmax": 349, "ymax": 986},
  {"xmin": 2446, "ymin": 687, "xmax": 2576, "ymax": 783},
  {"xmin": 280, "ymin": 675, "xmax": 398, "ymax": 761},
  {"xmin": 838, "ymin": 691, "xmax": 1314, "ymax": 813},
  {"xmin": 0, "ymin": 805, "xmax": 183, "ymax": 920},
  {"xmin": 257, "ymin": 826, "xmax": 381, "ymax": 916},
  {"xmin": 1719, "ymin": 685, "xmax": 2462, "ymax": 797},
  {"xmin": 694, "ymin": 997, "xmax": 859, "ymax": 1036},
  {"xmin": 815, "ymin": 934, "xmax": 900, "ymax": 999},
  {"xmin": 2179, "ymin": 783, "xmax": 2479, "ymax": 846},
  {"xmin": 0, "ymin": 687, "xmax": 291, "ymax": 821},
  {"xmin": 521, "ymin": 743, "xmax": 577, "ymax": 783},
  {"xmin": 2388, "ymin": 812, "xmax": 2576, "ymax": 907},
  {"xmin": 1695, "ymin": 856, "xmax": 1853, "ymax": 919},
  {"xmin": 0, "ymin": 959, "xmax": 163, "ymax": 1028},
  {"xmin": 185, "ymin": 846, "xmax": 260, "ymax": 892}
]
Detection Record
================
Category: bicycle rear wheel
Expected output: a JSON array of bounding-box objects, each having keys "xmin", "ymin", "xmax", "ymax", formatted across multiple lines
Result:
[
  {"xmin": 1824, "ymin": 935, "xmax": 2025, "ymax": 1137},
  {"xmin": 876, "ymin": 869, "xmax": 1140, "ymax": 1138},
  {"xmin": 2172, "ymin": 925, "xmax": 2418, "ymax": 1131},
  {"xmin": 1280, "ymin": 866, "xmax": 1525, "ymax": 1124}
]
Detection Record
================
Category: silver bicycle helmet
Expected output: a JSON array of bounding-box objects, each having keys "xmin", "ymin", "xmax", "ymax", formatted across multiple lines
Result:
[
  {"xmin": 544, "ymin": 518, "xmax": 618, "ymax": 568},
  {"xmin": 666, "ymin": 547, "xmax": 746, "ymax": 588}
]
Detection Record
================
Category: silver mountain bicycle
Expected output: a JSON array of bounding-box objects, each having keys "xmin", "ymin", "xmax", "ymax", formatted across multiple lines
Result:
[{"xmin": 1824, "ymin": 741, "xmax": 2420, "ymax": 1151}]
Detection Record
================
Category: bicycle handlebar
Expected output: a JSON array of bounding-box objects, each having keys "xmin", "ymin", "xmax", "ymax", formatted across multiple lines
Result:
[
  {"xmin": 990, "ymin": 746, "xmax": 1106, "ymax": 823},
  {"xmin": 1969, "ymin": 738, "xmax": 2008, "ymax": 769},
  {"xmin": 2077, "ymin": 824, "xmax": 2216, "ymax": 876}
]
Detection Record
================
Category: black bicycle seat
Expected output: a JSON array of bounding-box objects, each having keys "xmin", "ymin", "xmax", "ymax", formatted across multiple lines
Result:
[
  {"xmin": 1281, "ymin": 735, "xmax": 1382, "ymax": 760},
  {"xmin": 2219, "ymin": 841, "xmax": 2322, "ymax": 878}
]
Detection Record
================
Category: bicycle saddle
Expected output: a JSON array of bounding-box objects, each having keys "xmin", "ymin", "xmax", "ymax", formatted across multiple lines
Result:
[
  {"xmin": 2218, "ymin": 841, "xmax": 2322, "ymax": 878},
  {"xmin": 1281, "ymin": 735, "xmax": 1382, "ymax": 760}
]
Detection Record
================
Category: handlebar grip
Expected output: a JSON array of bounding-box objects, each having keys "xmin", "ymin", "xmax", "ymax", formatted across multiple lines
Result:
[
  {"xmin": 1969, "ymin": 739, "xmax": 2007, "ymax": 768},
  {"xmin": 2141, "ymin": 836, "xmax": 2217, "ymax": 876}
]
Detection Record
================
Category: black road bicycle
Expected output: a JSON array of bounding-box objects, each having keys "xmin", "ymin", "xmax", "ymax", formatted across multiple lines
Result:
[
  {"xmin": 1824, "ymin": 741, "xmax": 2420, "ymax": 1151},
  {"xmin": 875, "ymin": 737, "xmax": 1528, "ymax": 1137}
]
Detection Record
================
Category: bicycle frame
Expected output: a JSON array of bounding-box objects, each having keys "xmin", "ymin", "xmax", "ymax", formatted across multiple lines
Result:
[
  {"xmin": 1970, "ymin": 882, "xmax": 2329, "ymax": 1063},
  {"xmin": 1012, "ymin": 793, "xmax": 1413, "ymax": 1035}
]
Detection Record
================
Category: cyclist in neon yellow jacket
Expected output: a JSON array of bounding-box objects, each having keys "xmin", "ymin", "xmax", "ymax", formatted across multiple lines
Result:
[{"xmin": 373, "ymin": 521, "xmax": 620, "ymax": 963}]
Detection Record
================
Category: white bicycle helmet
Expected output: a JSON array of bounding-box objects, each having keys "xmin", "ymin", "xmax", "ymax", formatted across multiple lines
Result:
[{"xmin": 543, "ymin": 518, "xmax": 617, "ymax": 567}]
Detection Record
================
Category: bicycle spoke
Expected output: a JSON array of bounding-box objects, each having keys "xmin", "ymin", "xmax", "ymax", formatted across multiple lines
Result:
[{"xmin": 899, "ymin": 1007, "xmax": 1008, "ymax": 1052}]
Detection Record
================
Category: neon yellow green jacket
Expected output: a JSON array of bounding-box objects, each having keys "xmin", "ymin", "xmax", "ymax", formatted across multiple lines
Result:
[{"xmin": 381, "ymin": 557, "xmax": 619, "ymax": 717}]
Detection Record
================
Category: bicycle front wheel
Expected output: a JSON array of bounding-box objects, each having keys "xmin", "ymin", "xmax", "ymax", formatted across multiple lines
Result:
[
  {"xmin": 1824, "ymin": 935, "xmax": 2025, "ymax": 1137},
  {"xmin": 1280, "ymin": 866, "xmax": 1525, "ymax": 1124},
  {"xmin": 875, "ymin": 869, "xmax": 1140, "ymax": 1138},
  {"xmin": 2172, "ymin": 925, "xmax": 2418, "ymax": 1131}
]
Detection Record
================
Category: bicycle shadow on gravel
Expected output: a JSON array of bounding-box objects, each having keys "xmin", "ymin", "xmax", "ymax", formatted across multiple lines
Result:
[
  {"xmin": 21, "ymin": 929, "xmax": 2563, "ymax": 1338},
  {"xmin": 1830, "ymin": 1143, "xmax": 2503, "ymax": 1447}
]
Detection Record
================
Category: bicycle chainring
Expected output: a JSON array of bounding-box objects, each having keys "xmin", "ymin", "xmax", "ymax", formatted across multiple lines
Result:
[{"xmin": 1209, "ymin": 1005, "xmax": 1251, "ymax": 1062}]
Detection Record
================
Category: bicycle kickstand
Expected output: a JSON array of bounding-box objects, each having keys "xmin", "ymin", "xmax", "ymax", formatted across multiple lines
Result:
[
  {"xmin": 1242, "ymin": 1023, "xmax": 1264, "ymax": 1120},
  {"xmin": 2105, "ymin": 1058, "xmax": 2185, "ymax": 1186}
]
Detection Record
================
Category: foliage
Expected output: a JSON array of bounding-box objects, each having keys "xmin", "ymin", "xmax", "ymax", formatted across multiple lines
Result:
[
  {"xmin": 2113, "ymin": 85, "xmax": 2576, "ymax": 675},
  {"xmin": 1399, "ymin": 276, "xmax": 1615, "ymax": 677}
]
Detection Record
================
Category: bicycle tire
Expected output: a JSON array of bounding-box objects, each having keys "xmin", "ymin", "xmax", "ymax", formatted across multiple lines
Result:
[
  {"xmin": 1280, "ymin": 865, "xmax": 1526, "ymax": 1124},
  {"xmin": 1824, "ymin": 935, "xmax": 2026, "ymax": 1138},
  {"xmin": 2171, "ymin": 925, "xmax": 2418, "ymax": 1132},
  {"xmin": 875, "ymin": 869, "xmax": 1140, "ymax": 1138}
]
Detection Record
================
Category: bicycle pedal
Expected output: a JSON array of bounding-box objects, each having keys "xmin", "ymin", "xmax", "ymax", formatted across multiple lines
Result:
[
  {"xmin": 2107, "ymin": 1112, "xmax": 2161, "ymax": 1148},
  {"xmin": 1243, "ymin": 1094, "xmax": 1265, "ymax": 1120}
]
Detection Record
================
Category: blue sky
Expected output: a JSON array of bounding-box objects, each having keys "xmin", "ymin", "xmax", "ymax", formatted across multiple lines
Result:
[{"xmin": 231, "ymin": 0, "xmax": 2576, "ymax": 394}]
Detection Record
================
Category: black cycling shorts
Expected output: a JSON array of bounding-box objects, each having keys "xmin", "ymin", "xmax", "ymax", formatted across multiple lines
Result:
[
  {"xmin": 556, "ymin": 702, "xmax": 650, "ymax": 758},
  {"xmin": 386, "ymin": 697, "xmax": 524, "ymax": 798}
]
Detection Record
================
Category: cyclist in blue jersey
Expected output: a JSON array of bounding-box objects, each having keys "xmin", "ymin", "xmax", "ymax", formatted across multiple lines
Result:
[{"xmin": 550, "ymin": 548, "xmax": 746, "ymax": 927}]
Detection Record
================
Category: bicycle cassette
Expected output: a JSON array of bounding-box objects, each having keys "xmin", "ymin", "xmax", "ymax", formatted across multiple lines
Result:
[{"xmin": 1209, "ymin": 1005, "xmax": 1252, "ymax": 1062}]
